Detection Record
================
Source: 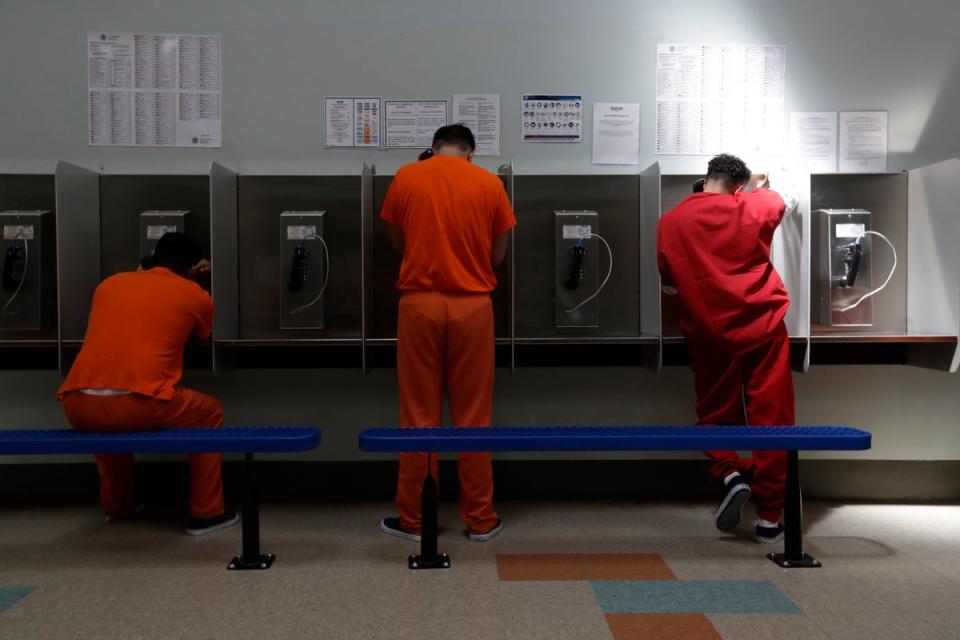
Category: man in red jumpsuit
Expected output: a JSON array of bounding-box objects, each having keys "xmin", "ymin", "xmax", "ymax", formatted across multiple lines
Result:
[{"xmin": 657, "ymin": 153, "xmax": 797, "ymax": 544}]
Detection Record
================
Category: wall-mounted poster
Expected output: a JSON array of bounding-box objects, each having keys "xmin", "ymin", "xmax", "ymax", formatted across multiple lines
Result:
[{"xmin": 88, "ymin": 32, "xmax": 221, "ymax": 147}]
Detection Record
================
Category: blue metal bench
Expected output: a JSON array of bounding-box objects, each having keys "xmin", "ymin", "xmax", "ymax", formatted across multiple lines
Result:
[
  {"xmin": 359, "ymin": 425, "xmax": 872, "ymax": 570},
  {"xmin": 0, "ymin": 426, "xmax": 321, "ymax": 571}
]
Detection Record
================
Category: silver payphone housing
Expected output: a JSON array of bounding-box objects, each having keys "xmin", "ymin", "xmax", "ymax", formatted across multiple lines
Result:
[
  {"xmin": 1, "ymin": 210, "xmax": 53, "ymax": 331},
  {"xmin": 280, "ymin": 211, "xmax": 325, "ymax": 330},
  {"xmin": 139, "ymin": 210, "xmax": 189, "ymax": 262},
  {"xmin": 555, "ymin": 210, "xmax": 600, "ymax": 329},
  {"xmin": 813, "ymin": 208, "xmax": 873, "ymax": 327}
]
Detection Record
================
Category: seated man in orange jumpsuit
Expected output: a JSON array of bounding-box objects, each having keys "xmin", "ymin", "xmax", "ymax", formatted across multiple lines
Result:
[
  {"xmin": 657, "ymin": 154, "xmax": 797, "ymax": 544},
  {"xmin": 379, "ymin": 124, "xmax": 516, "ymax": 543},
  {"xmin": 58, "ymin": 232, "xmax": 237, "ymax": 535}
]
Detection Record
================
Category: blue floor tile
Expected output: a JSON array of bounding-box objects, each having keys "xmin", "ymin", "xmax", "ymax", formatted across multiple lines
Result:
[
  {"xmin": 592, "ymin": 580, "xmax": 800, "ymax": 614},
  {"xmin": 0, "ymin": 588, "xmax": 34, "ymax": 613}
]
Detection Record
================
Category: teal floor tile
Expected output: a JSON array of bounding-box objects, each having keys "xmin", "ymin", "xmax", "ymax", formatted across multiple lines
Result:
[
  {"xmin": 592, "ymin": 580, "xmax": 800, "ymax": 614},
  {"xmin": 0, "ymin": 588, "xmax": 34, "ymax": 613}
]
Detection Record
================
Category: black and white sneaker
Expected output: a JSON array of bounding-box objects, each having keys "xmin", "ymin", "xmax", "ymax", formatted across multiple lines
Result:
[
  {"xmin": 380, "ymin": 517, "xmax": 421, "ymax": 543},
  {"xmin": 186, "ymin": 511, "xmax": 239, "ymax": 536},
  {"xmin": 755, "ymin": 521, "xmax": 785, "ymax": 544},
  {"xmin": 715, "ymin": 473, "xmax": 752, "ymax": 532},
  {"xmin": 467, "ymin": 519, "xmax": 503, "ymax": 542}
]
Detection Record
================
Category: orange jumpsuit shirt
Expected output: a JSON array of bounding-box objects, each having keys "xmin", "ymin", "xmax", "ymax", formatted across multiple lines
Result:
[
  {"xmin": 58, "ymin": 267, "xmax": 213, "ymax": 399},
  {"xmin": 381, "ymin": 155, "xmax": 516, "ymax": 292}
]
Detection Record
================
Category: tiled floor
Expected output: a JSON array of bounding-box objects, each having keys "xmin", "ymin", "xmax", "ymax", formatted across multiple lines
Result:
[{"xmin": 0, "ymin": 500, "xmax": 959, "ymax": 639}]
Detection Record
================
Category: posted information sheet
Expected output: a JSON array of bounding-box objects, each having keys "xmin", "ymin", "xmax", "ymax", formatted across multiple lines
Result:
[
  {"xmin": 324, "ymin": 97, "xmax": 382, "ymax": 148},
  {"xmin": 88, "ymin": 32, "xmax": 221, "ymax": 147},
  {"xmin": 839, "ymin": 111, "xmax": 888, "ymax": 173},
  {"xmin": 453, "ymin": 94, "xmax": 500, "ymax": 156},
  {"xmin": 788, "ymin": 112, "xmax": 838, "ymax": 173},
  {"xmin": 592, "ymin": 102, "xmax": 640, "ymax": 165},
  {"xmin": 522, "ymin": 94, "xmax": 582, "ymax": 142},
  {"xmin": 384, "ymin": 100, "xmax": 448, "ymax": 149},
  {"xmin": 656, "ymin": 44, "xmax": 785, "ymax": 156}
]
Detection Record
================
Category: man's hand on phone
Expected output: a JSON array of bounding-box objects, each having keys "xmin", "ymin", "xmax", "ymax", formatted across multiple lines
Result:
[{"xmin": 189, "ymin": 259, "xmax": 212, "ymax": 292}]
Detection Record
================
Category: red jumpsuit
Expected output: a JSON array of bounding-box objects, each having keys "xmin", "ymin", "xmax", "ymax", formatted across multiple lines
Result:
[{"xmin": 657, "ymin": 189, "xmax": 793, "ymax": 523}]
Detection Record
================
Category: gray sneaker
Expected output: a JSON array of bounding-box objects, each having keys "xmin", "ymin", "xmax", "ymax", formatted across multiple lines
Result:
[
  {"xmin": 468, "ymin": 519, "xmax": 503, "ymax": 542},
  {"xmin": 186, "ymin": 511, "xmax": 239, "ymax": 536},
  {"xmin": 380, "ymin": 517, "xmax": 421, "ymax": 543}
]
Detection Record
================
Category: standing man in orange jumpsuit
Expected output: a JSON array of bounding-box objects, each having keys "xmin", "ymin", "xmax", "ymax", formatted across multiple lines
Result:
[
  {"xmin": 379, "ymin": 124, "xmax": 516, "ymax": 543},
  {"xmin": 58, "ymin": 233, "xmax": 237, "ymax": 535},
  {"xmin": 657, "ymin": 154, "xmax": 797, "ymax": 544}
]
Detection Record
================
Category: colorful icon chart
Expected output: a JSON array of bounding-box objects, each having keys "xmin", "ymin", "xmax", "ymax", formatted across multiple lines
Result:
[{"xmin": 522, "ymin": 94, "xmax": 582, "ymax": 142}]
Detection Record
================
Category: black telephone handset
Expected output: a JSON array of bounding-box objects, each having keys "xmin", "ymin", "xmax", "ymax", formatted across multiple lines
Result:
[
  {"xmin": 845, "ymin": 239, "xmax": 863, "ymax": 287},
  {"xmin": 288, "ymin": 244, "xmax": 308, "ymax": 292},
  {"xmin": 564, "ymin": 242, "xmax": 585, "ymax": 291},
  {"xmin": 832, "ymin": 238, "xmax": 863, "ymax": 288},
  {"xmin": 2, "ymin": 244, "xmax": 26, "ymax": 293}
]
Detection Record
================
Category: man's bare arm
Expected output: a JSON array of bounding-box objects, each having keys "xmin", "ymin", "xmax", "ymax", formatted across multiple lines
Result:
[
  {"xmin": 491, "ymin": 231, "xmax": 509, "ymax": 267},
  {"xmin": 387, "ymin": 223, "xmax": 405, "ymax": 255}
]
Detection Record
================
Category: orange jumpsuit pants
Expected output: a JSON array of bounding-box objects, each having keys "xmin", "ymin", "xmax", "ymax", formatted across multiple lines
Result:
[
  {"xmin": 395, "ymin": 291, "xmax": 499, "ymax": 535},
  {"xmin": 61, "ymin": 388, "xmax": 225, "ymax": 519},
  {"xmin": 688, "ymin": 323, "xmax": 794, "ymax": 523}
]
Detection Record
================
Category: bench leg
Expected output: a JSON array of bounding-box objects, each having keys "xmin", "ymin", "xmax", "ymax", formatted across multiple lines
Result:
[
  {"xmin": 409, "ymin": 455, "xmax": 450, "ymax": 570},
  {"xmin": 227, "ymin": 452, "xmax": 275, "ymax": 571},
  {"xmin": 768, "ymin": 450, "xmax": 820, "ymax": 568}
]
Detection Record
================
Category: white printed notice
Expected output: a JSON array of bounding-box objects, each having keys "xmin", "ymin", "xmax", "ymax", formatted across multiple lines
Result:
[
  {"xmin": 384, "ymin": 100, "xmax": 448, "ymax": 149},
  {"xmin": 522, "ymin": 95, "xmax": 582, "ymax": 142},
  {"xmin": 656, "ymin": 44, "xmax": 785, "ymax": 156},
  {"xmin": 839, "ymin": 111, "xmax": 887, "ymax": 173},
  {"xmin": 453, "ymin": 94, "xmax": 500, "ymax": 156},
  {"xmin": 592, "ymin": 102, "xmax": 640, "ymax": 165},
  {"xmin": 324, "ymin": 97, "xmax": 382, "ymax": 148},
  {"xmin": 88, "ymin": 32, "xmax": 221, "ymax": 147},
  {"xmin": 788, "ymin": 112, "xmax": 837, "ymax": 173}
]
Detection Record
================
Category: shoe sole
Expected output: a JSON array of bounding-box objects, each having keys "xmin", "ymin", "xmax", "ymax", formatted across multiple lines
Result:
[
  {"xmin": 380, "ymin": 520, "xmax": 421, "ymax": 543},
  {"xmin": 755, "ymin": 530, "xmax": 785, "ymax": 544},
  {"xmin": 468, "ymin": 522, "xmax": 503, "ymax": 542},
  {"xmin": 186, "ymin": 513, "xmax": 240, "ymax": 536},
  {"xmin": 105, "ymin": 503, "xmax": 146, "ymax": 524},
  {"xmin": 715, "ymin": 485, "xmax": 751, "ymax": 532}
]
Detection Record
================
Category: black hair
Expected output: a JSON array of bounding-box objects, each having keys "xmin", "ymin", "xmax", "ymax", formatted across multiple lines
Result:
[
  {"xmin": 150, "ymin": 232, "xmax": 202, "ymax": 276},
  {"xmin": 706, "ymin": 153, "xmax": 751, "ymax": 188},
  {"xmin": 431, "ymin": 124, "xmax": 476, "ymax": 152}
]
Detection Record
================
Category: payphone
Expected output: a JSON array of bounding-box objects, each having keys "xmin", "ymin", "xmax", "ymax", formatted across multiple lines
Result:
[
  {"xmin": 1, "ymin": 210, "xmax": 53, "ymax": 331},
  {"xmin": 139, "ymin": 210, "xmax": 188, "ymax": 267},
  {"xmin": 280, "ymin": 211, "xmax": 327, "ymax": 330}
]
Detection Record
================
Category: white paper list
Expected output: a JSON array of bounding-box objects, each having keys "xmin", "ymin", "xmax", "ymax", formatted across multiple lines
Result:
[
  {"xmin": 592, "ymin": 103, "xmax": 640, "ymax": 165},
  {"xmin": 385, "ymin": 100, "xmax": 448, "ymax": 149},
  {"xmin": 88, "ymin": 33, "xmax": 133, "ymax": 90},
  {"xmin": 87, "ymin": 32, "xmax": 221, "ymax": 148},
  {"xmin": 788, "ymin": 112, "xmax": 837, "ymax": 173},
  {"xmin": 453, "ymin": 94, "xmax": 500, "ymax": 156},
  {"xmin": 839, "ymin": 111, "xmax": 888, "ymax": 173},
  {"xmin": 656, "ymin": 43, "xmax": 786, "ymax": 156}
]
